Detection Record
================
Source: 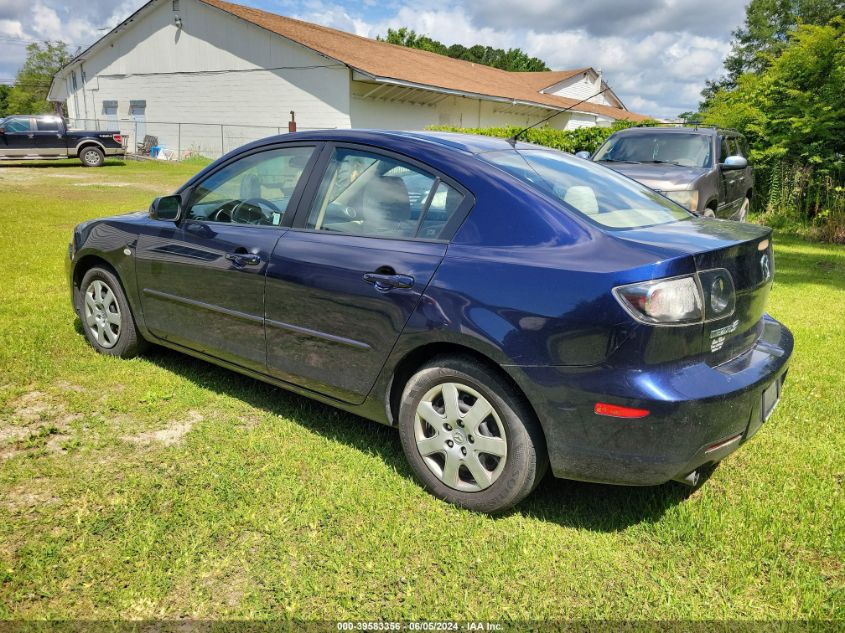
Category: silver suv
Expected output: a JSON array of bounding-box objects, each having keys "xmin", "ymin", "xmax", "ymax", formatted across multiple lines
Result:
[{"xmin": 579, "ymin": 126, "xmax": 753, "ymax": 221}]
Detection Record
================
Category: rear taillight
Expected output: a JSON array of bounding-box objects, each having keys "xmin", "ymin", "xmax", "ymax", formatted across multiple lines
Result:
[
  {"xmin": 613, "ymin": 269, "xmax": 735, "ymax": 326},
  {"xmin": 113, "ymin": 134, "xmax": 123, "ymax": 144}
]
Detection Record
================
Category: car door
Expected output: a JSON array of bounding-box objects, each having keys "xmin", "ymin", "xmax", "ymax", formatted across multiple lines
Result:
[
  {"xmin": 733, "ymin": 135, "xmax": 752, "ymax": 202},
  {"xmin": 717, "ymin": 135, "xmax": 742, "ymax": 218},
  {"xmin": 264, "ymin": 144, "xmax": 472, "ymax": 404},
  {"xmin": 33, "ymin": 117, "xmax": 66, "ymax": 156},
  {"xmin": 135, "ymin": 143, "xmax": 320, "ymax": 372},
  {"xmin": 0, "ymin": 116, "xmax": 35, "ymax": 157}
]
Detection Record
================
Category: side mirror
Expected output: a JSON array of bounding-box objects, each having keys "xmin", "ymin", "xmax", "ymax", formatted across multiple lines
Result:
[
  {"xmin": 575, "ymin": 151, "xmax": 591, "ymax": 160},
  {"xmin": 720, "ymin": 155, "xmax": 748, "ymax": 171},
  {"xmin": 149, "ymin": 194, "xmax": 182, "ymax": 221}
]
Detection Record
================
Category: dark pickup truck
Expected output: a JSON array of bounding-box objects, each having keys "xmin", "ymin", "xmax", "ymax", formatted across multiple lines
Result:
[{"xmin": 0, "ymin": 115, "xmax": 125, "ymax": 167}]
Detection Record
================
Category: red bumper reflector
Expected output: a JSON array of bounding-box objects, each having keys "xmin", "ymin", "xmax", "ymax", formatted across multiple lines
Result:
[
  {"xmin": 594, "ymin": 402, "xmax": 650, "ymax": 419},
  {"xmin": 705, "ymin": 433, "xmax": 743, "ymax": 454}
]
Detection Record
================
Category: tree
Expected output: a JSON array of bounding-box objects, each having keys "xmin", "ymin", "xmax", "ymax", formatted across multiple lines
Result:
[
  {"xmin": 703, "ymin": 19, "xmax": 845, "ymax": 221},
  {"xmin": 6, "ymin": 41, "xmax": 70, "ymax": 115},
  {"xmin": 377, "ymin": 28, "xmax": 550, "ymax": 72},
  {"xmin": 0, "ymin": 84, "xmax": 10, "ymax": 118},
  {"xmin": 701, "ymin": 0, "xmax": 844, "ymax": 108}
]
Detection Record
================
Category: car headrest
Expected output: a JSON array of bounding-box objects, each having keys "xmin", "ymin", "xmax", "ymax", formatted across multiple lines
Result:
[
  {"xmin": 363, "ymin": 175, "xmax": 411, "ymax": 224},
  {"xmin": 240, "ymin": 173, "xmax": 262, "ymax": 200},
  {"xmin": 564, "ymin": 185, "xmax": 599, "ymax": 216}
]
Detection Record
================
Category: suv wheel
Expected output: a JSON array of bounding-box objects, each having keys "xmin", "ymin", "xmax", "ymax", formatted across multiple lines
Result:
[
  {"xmin": 398, "ymin": 356, "xmax": 547, "ymax": 513},
  {"xmin": 76, "ymin": 267, "xmax": 147, "ymax": 358}
]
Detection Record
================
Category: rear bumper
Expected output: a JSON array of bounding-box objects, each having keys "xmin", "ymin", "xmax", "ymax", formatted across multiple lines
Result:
[{"xmin": 511, "ymin": 314, "xmax": 793, "ymax": 485}]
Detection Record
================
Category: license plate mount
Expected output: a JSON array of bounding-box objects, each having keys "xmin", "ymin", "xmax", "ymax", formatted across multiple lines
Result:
[{"xmin": 761, "ymin": 379, "xmax": 780, "ymax": 422}]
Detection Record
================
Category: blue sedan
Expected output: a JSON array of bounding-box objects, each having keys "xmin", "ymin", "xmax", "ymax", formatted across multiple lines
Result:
[{"xmin": 67, "ymin": 130, "xmax": 793, "ymax": 512}]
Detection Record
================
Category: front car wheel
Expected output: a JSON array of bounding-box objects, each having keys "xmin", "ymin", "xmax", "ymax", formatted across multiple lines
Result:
[{"xmin": 76, "ymin": 267, "xmax": 147, "ymax": 358}]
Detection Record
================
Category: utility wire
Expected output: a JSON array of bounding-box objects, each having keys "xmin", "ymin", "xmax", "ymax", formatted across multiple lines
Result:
[
  {"xmin": 94, "ymin": 63, "xmax": 347, "ymax": 80},
  {"xmin": 508, "ymin": 86, "xmax": 612, "ymax": 144}
]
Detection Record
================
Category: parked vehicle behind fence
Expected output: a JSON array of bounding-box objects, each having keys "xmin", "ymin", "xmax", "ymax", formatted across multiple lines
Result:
[
  {"xmin": 0, "ymin": 115, "xmax": 125, "ymax": 167},
  {"xmin": 67, "ymin": 130, "xmax": 791, "ymax": 513},
  {"xmin": 579, "ymin": 125, "xmax": 754, "ymax": 221}
]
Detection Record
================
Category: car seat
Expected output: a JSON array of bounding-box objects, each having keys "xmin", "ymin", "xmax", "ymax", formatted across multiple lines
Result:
[{"xmin": 363, "ymin": 175, "xmax": 413, "ymax": 234}]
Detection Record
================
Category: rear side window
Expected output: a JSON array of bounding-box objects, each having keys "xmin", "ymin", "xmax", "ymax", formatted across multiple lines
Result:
[
  {"xmin": 5, "ymin": 117, "xmax": 32, "ymax": 133},
  {"xmin": 305, "ymin": 148, "xmax": 464, "ymax": 240},
  {"xmin": 482, "ymin": 149, "xmax": 691, "ymax": 229}
]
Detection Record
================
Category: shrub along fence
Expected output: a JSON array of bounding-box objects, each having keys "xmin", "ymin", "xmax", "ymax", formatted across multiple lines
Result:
[
  {"xmin": 427, "ymin": 120, "xmax": 642, "ymax": 155},
  {"xmin": 755, "ymin": 161, "xmax": 845, "ymax": 243}
]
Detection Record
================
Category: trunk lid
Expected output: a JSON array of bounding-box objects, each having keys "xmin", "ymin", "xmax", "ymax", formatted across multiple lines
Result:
[{"xmin": 614, "ymin": 218, "xmax": 774, "ymax": 362}]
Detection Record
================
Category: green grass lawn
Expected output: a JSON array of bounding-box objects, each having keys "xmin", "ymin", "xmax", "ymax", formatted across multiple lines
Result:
[{"xmin": 0, "ymin": 159, "xmax": 842, "ymax": 620}]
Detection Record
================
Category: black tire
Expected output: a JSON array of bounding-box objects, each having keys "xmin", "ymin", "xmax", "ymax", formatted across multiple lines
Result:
[
  {"xmin": 79, "ymin": 146, "xmax": 104, "ymax": 167},
  {"xmin": 76, "ymin": 267, "xmax": 147, "ymax": 358},
  {"xmin": 398, "ymin": 355, "xmax": 548, "ymax": 513}
]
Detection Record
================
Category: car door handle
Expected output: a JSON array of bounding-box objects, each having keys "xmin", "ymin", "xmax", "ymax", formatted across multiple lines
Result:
[
  {"xmin": 225, "ymin": 252, "xmax": 261, "ymax": 267},
  {"xmin": 363, "ymin": 272, "xmax": 414, "ymax": 291}
]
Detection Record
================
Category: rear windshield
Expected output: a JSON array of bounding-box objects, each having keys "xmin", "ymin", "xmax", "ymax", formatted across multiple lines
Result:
[
  {"xmin": 594, "ymin": 132, "xmax": 713, "ymax": 168},
  {"xmin": 481, "ymin": 149, "xmax": 692, "ymax": 229}
]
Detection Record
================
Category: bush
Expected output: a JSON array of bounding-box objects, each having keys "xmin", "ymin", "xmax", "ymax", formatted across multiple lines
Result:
[
  {"xmin": 703, "ymin": 19, "xmax": 845, "ymax": 242},
  {"xmin": 427, "ymin": 120, "xmax": 648, "ymax": 155}
]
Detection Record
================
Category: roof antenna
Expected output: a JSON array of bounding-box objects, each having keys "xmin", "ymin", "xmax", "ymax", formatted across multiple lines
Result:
[{"xmin": 508, "ymin": 86, "xmax": 612, "ymax": 145}]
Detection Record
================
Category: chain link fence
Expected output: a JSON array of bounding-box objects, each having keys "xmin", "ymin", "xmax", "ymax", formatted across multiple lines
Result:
[{"xmin": 66, "ymin": 118, "xmax": 335, "ymax": 161}]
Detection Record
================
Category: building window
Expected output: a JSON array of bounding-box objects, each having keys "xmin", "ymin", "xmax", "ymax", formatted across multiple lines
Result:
[
  {"xmin": 71, "ymin": 71, "xmax": 78, "ymax": 91},
  {"xmin": 102, "ymin": 100, "xmax": 118, "ymax": 125},
  {"xmin": 173, "ymin": 0, "xmax": 180, "ymax": 10}
]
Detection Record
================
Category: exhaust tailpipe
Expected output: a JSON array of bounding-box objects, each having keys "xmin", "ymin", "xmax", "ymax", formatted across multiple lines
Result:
[{"xmin": 674, "ymin": 469, "xmax": 701, "ymax": 487}]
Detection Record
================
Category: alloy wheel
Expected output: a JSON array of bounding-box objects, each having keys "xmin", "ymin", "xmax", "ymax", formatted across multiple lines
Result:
[
  {"xmin": 83, "ymin": 149, "xmax": 101, "ymax": 166},
  {"xmin": 414, "ymin": 382, "xmax": 508, "ymax": 492},
  {"xmin": 84, "ymin": 279, "xmax": 121, "ymax": 348}
]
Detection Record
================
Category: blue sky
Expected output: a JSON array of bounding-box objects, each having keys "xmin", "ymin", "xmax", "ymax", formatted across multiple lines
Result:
[{"xmin": 0, "ymin": 0, "xmax": 750, "ymax": 118}]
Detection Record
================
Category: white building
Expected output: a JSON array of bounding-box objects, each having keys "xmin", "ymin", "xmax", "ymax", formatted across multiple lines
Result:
[{"xmin": 48, "ymin": 0, "xmax": 649, "ymax": 159}]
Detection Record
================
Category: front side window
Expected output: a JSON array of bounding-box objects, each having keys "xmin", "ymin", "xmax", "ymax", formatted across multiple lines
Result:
[
  {"xmin": 482, "ymin": 149, "xmax": 692, "ymax": 229},
  {"xmin": 719, "ymin": 137, "xmax": 733, "ymax": 162},
  {"xmin": 5, "ymin": 117, "xmax": 32, "ymax": 133},
  {"xmin": 186, "ymin": 146, "xmax": 315, "ymax": 225},
  {"xmin": 36, "ymin": 119, "xmax": 60, "ymax": 132},
  {"xmin": 594, "ymin": 133, "xmax": 712, "ymax": 168},
  {"xmin": 305, "ymin": 148, "xmax": 464, "ymax": 240}
]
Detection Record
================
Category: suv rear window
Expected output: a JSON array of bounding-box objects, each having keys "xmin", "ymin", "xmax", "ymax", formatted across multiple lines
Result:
[{"xmin": 482, "ymin": 149, "xmax": 692, "ymax": 229}]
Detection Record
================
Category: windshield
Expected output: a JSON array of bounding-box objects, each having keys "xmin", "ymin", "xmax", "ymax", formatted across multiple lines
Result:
[
  {"xmin": 481, "ymin": 149, "xmax": 691, "ymax": 229},
  {"xmin": 594, "ymin": 133, "xmax": 713, "ymax": 168}
]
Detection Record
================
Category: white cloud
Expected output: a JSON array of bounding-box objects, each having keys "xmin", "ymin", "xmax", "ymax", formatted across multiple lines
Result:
[
  {"xmin": 31, "ymin": 3, "xmax": 63, "ymax": 40},
  {"xmin": 0, "ymin": 19, "xmax": 24, "ymax": 38}
]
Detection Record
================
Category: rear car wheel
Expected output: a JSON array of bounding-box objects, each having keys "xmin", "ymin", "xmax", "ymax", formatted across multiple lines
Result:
[
  {"xmin": 80, "ymin": 146, "xmax": 104, "ymax": 167},
  {"xmin": 76, "ymin": 267, "xmax": 146, "ymax": 358},
  {"xmin": 398, "ymin": 356, "xmax": 548, "ymax": 513}
]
